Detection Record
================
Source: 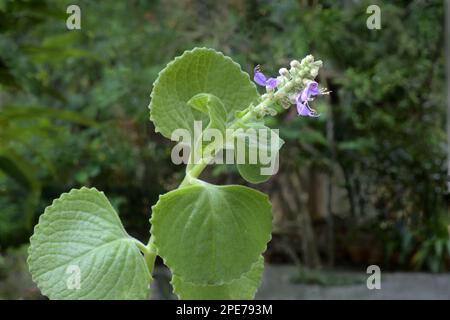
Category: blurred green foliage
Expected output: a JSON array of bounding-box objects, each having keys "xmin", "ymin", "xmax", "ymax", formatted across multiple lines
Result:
[{"xmin": 0, "ymin": 0, "xmax": 448, "ymax": 271}]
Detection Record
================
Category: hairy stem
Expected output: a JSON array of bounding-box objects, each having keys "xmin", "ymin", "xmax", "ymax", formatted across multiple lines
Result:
[
  {"xmin": 135, "ymin": 238, "xmax": 157, "ymax": 275},
  {"xmin": 181, "ymin": 81, "xmax": 294, "ymax": 186}
]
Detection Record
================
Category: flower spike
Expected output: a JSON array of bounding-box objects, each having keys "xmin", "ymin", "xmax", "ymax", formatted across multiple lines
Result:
[{"xmin": 252, "ymin": 56, "xmax": 328, "ymax": 118}]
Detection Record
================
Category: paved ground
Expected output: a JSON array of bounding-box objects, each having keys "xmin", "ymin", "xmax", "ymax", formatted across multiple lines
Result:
[{"xmin": 255, "ymin": 265, "xmax": 450, "ymax": 300}]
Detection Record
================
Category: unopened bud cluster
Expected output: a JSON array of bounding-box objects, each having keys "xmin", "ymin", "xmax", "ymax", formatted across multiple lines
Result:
[
  {"xmin": 257, "ymin": 55, "xmax": 324, "ymax": 116},
  {"xmin": 277, "ymin": 55, "xmax": 323, "ymax": 94}
]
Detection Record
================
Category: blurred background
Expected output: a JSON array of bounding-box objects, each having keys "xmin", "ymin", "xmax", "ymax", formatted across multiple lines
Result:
[{"xmin": 0, "ymin": 0, "xmax": 449, "ymax": 299}]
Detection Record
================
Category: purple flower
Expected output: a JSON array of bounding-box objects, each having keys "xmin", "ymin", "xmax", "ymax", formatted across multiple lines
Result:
[
  {"xmin": 296, "ymin": 93, "xmax": 320, "ymax": 117},
  {"xmin": 300, "ymin": 81, "xmax": 320, "ymax": 102},
  {"xmin": 254, "ymin": 65, "xmax": 278, "ymax": 90},
  {"xmin": 295, "ymin": 81, "xmax": 322, "ymax": 117}
]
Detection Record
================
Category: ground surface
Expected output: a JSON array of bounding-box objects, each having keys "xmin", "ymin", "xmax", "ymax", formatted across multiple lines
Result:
[{"xmin": 255, "ymin": 265, "xmax": 450, "ymax": 300}]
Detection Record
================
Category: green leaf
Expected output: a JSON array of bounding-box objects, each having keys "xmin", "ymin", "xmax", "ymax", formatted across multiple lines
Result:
[
  {"xmin": 149, "ymin": 47, "xmax": 258, "ymax": 139},
  {"xmin": 186, "ymin": 93, "xmax": 228, "ymax": 165},
  {"xmin": 172, "ymin": 256, "xmax": 264, "ymax": 300},
  {"xmin": 234, "ymin": 121, "xmax": 284, "ymax": 184},
  {"xmin": 28, "ymin": 187, "xmax": 151, "ymax": 300},
  {"xmin": 151, "ymin": 183, "xmax": 272, "ymax": 285},
  {"xmin": 187, "ymin": 93, "xmax": 227, "ymax": 135}
]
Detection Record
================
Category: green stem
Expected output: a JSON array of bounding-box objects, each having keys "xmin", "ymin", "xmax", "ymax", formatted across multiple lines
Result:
[
  {"xmin": 181, "ymin": 81, "xmax": 294, "ymax": 186},
  {"xmin": 135, "ymin": 238, "xmax": 157, "ymax": 275},
  {"xmin": 142, "ymin": 78, "xmax": 297, "ymax": 277}
]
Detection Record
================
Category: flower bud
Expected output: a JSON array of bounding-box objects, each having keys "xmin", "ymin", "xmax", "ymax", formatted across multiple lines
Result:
[
  {"xmin": 301, "ymin": 55, "xmax": 314, "ymax": 65},
  {"xmin": 267, "ymin": 107, "xmax": 278, "ymax": 116},
  {"xmin": 313, "ymin": 60, "xmax": 323, "ymax": 68},
  {"xmin": 290, "ymin": 60, "xmax": 300, "ymax": 68},
  {"xmin": 281, "ymin": 97, "xmax": 292, "ymax": 109},
  {"xmin": 310, "ymin": 66, "xmax": 319, "ymax": 78},
  {"xmin": 276, "ymin": 76, "xmax": 287, "ymax": 87},
  {"xmin": 279, "ymin": 68, "xmax": 289, "ymax": 77},
  {"xmin": 288, "ymin": 94, "xmax": 297, "ymax": 104}
]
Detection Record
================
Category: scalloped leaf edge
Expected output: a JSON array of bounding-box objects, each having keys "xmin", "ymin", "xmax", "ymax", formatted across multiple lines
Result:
[
  {"xmin": 148, "ymin": 47, "xmax": 257, "ymax": 138},
  {"xmin": 149, "ymin": 183, "xmax": 272, "ymax": 286}
]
